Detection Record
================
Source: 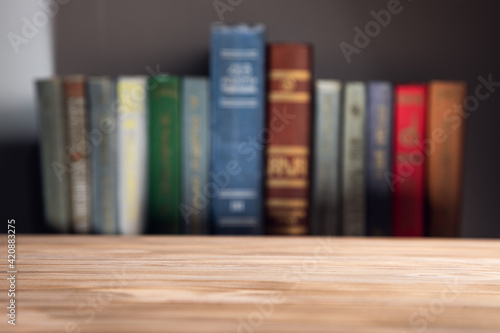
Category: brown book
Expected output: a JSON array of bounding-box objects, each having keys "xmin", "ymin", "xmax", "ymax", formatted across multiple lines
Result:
[
  {"xmin": 427, "ymin": 81, "xmax": 467, "ymax": 237},
  {"xmin": 64, "ymin": 76, "xmax": 91, "ymax": 233},
  {"xmin": 265, "ymin": 43, "xmax": 312, "ymax": 235}
]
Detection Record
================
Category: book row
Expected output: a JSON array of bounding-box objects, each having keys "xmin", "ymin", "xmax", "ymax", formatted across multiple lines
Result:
[{"xmin": 36, "ymin": 23, "xmax": 466, "ymax": 236}]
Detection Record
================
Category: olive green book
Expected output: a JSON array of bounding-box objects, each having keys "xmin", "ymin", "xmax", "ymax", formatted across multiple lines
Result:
[{"xmin": 148, "ymin": 75, "xmax": 181, "ymax": 234}]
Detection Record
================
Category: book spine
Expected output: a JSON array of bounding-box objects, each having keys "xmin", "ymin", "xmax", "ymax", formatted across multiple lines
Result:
[
  {"xmin": 181, "ymin": 77, "xmax": 210, "ymax": 234},
  {"xmin": 366, "ymin": 81, "xmax": 393, "ymax": 236},
  {"xmin": 117, "ymin": 77, "xmax": 148, "ymax": 235},
  {"xmin": 392, "ymin": 84, "xmax": 427, "ymax": 237},
  {"xmin": 148, "ymin": 75, "xmax": 181, "ymax": 234},
  {"xmin": 342, "ymin": 82, "xmax": 367, "ymax": 236},
  {"xmin": 210, "ymin": 24, "xmax": 266, "ymax": 234},
  {"xmin": 64, "ymin": 76, "xmax": 91, "ymax": 233},
  {"xmin": 265, "ymin": 43, "xmax": 312, "ymax": 235},
  {"xmin": 87, "ymin": 77, "xmax": 118, "ymax": 234},
  {"xmin": 37, "ymin": 79, "xmax": 71, "ymax": 232},
  {"xmin": 311, "ymin": 80, "xmax": 341, "ymax": 235},
  {"xmin": 427, "ymin": 81, "xmax": 466, "ymax": 237}
]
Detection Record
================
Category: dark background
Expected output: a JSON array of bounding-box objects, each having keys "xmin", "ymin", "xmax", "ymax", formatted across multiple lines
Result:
[{"xmin": 2, "ymin": 0, "xmax": 500, "ymax": 236}]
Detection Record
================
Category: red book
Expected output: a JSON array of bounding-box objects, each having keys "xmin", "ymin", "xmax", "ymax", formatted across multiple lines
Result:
[
  {"xmin": 265, "ymin": 43, "xmax": 312, "ymax": 235},
  {"xmin": 392, "ymin": 84, "xmax": 427, "ymax": 237}
]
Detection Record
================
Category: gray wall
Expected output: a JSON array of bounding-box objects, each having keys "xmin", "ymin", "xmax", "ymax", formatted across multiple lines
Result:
[
  {"xmin": 3, "ymin": 0, "xmax": 500, "ymax": 236},
  {"xmin": 0, "ymin": 0, "xmax": 53, "ymax": 232},
  {"xmin": 0, "ymin": 0, "xmax": 53, "ymax": 142}
]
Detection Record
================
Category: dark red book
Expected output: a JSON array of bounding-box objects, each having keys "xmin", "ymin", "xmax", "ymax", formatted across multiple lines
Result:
[
  {"xmin": 392, "ymin": 84, "xmax": 427, "ymax": 237},
  {"xmin": 265, "ymin": 43, "xmax": 312, "ymax": 235}
]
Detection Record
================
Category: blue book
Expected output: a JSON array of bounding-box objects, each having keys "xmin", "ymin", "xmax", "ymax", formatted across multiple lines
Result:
[
  {"xmin": 311, "ymin": 80, "xmax": 342, "ymax": 235},
  {"xmin": 87, "ymin": 77, "xmax": 118, "ymax": 234},
  {"xmin": 181, "ymin": 77, "xmax": 210, "ymax": 234},
  {"xmin": 210, "ymin": 23, "xmax": 266, "ymax": 234},
  {"xmin": 366, "ymin": 81, "xmax": 393, "ymax": 236}
]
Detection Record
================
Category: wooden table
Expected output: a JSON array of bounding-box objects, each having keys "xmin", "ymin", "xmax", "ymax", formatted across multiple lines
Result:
[{"xmin": 1, "ymin": 236, "xmax": 500, "ymax": 332}]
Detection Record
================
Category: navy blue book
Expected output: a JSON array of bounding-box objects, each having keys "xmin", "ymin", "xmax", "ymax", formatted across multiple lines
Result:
[
  {"xmin": 366, "ymin": 81, "xmax": 393, "ymax": 236},
  {"xmin": 210, "ymin": 23, "xmax": 266, "ymax": 234}
]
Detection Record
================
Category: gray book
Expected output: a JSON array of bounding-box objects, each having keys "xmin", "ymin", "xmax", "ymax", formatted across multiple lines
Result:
[
  {"xmin": 342, "ymin": 82, "xmax": 366, "ymax": 236},
  {"xmin": 88, "ymin": 77, "xmax": 118, "ymax": 234},
  {"xmin": 311, "ymin": 80, "xmax": 342, "ymax": 235},
  {"xmin": 37, "ymin": 78, "xmax": 71, "ymax": 232}
]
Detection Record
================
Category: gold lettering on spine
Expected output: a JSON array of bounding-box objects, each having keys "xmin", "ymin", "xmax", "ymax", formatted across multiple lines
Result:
[
  {"xmin": 269, "ymin": 69, "xmax": 311, "ymax": 103},
  {"xmin": 267, "ymin": 156, "xmax": 307, "ymax": 178},
  {"xmin": 189, "ymin": 95, "xmax": 202, "ymax": 230},
  {"xmin": 375, "ymin": 105, "xmax": 388, "ymax": 145},
  {"xmin": 374, "ymin": 149, "xmax": 385, "ymax": 179},
  {"xmin": 269, "ymin": 70, "xmax": 311, "ymax": 81},
  {"xmin": 267, "ymin": 67, "xmax": 310, "ymax": 233},
  {"xmin": 266, "ymin": 145, "xmax": 309, "ymax": 188},
  {"xmin": 267, "ymin": 224, "xmax": 308, "ymax": 235},
  {"xmin": 266, "ymin": 199, "xmax": 308, "ymax": 208},
  {"xmin": 268, "ymin": 92, "xmax": 310, "ymax": 103},
  {"xmin": 191, "ymin": 176, "xmax": 201, "ymax": 208},
  {"xmin": 266, "ymin": 178, "xmax": 308, "ymax": 188},
  {"xmin": 399, "ymin": 114, "xmax": 419, "ymax": 147},
  {"xmin": 159, "ymin": 115, "xmax": 170, "ymax": 206},
  {"xmin": 154, "ymin": 87, "xmax": 178, "ymax": 99},
  {"xmin": 374, "ymin": 105, "xmax": 388, "ymax": 179},
  {"xmin": 267, "ymin": 145, "xmax": 309, "ymax": 155},
  {"xmin": 190, "ymin": 114, "xmax": 201, "ymax": 173}
]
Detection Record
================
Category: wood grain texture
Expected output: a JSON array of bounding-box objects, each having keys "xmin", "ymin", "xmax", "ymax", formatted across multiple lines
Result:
[{"xmin": 1, "ymin": 236, "xmax": 500, "ymax": 333}]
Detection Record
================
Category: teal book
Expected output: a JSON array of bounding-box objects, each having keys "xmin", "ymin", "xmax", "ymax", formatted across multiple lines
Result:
[
  {"xmin": 181, "ymin": 77, "xmax": 210, "ymax": 234},
  {"xmin": 37, "ymin": 78, "xmax": 71, "ymax": 232},
  {"xmin": 341, "ymin": 82, "xmax": 366, "ymax": 236},
  {"xmin": 148, "ymin": 75, "xmax": 182, "ymax": 234},
  {"xmin": 87, "ymin": 77, "xmax": 118, "ymax": 234},
  {"xmin": 311, "ymin": 80, "xmax": 342, "ymax": 235}
]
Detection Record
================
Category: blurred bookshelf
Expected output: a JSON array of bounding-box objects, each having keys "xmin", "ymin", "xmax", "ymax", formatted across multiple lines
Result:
[{"xmin": 1, "ymin": 0, "xmax": 500, "ymax": 236}]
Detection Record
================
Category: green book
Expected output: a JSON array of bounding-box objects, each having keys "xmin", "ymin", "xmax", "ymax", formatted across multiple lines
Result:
[{"xmin": 148, "ymin": 75, "xmax": 181, "ymax": 233}]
